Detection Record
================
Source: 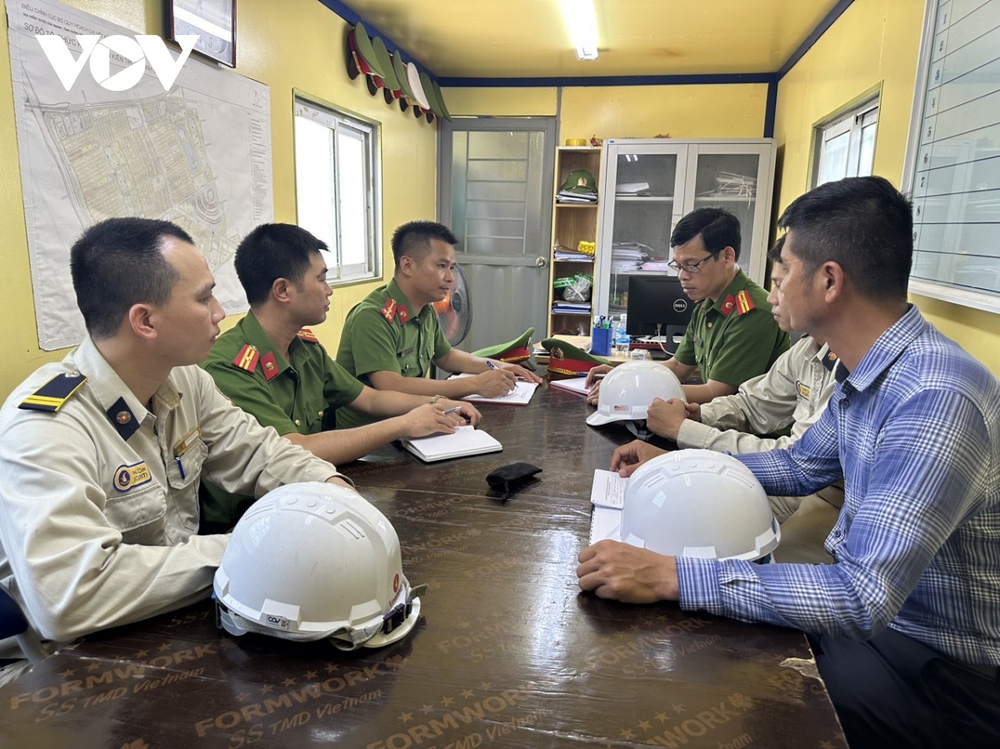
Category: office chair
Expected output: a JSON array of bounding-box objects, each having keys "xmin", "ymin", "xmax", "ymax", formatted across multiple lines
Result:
[{"xmin": 0, "ymin": 584, "xmax": 48, "ymax": 663}]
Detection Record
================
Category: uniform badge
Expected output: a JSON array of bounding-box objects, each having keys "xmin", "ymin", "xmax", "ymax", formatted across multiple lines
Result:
[
  {"xmin": 260, "ymin": 352, "xmax": 280, "ymax": 382},
  {"xmin": 720, "ymin": 295, "xmax": 737, "ymax": 317},
  {"xmin": 233, "ymin": 344, "xmax": 259, "ymax": 373},
  {"xmin": 297, "ymin": 328, "xmax": 319, "ymax": 343},
  {"xmin": 173, "ymin": 426, "xmax": 202, "ymax": 457},
  {"xmin": 114, "ymin": 461, "xmax": 152, "ymax": 493},
  {"xmin": 380, "ymin": 298, "xmax": 397, "ymax": 323},
  {"xmin": 796, "ymin": 381, "xmax": 811, "ymax": 400},
  {"xmin": 19, "ymin": 372, "xmax": 87, "ymax": 412},
  {"xmin": 822, "ymin": 351, "xmax": 840, "ymax": 371},
  {"xmin": 397, "ymin": 304, "xmax": 410, "ymax": 324},
  {"xmin": 107, "ymin": 396, "xmax": 140, "ymax": 441},
  {"xmin": 735, "ymin": 290, "xmax": 755, "ymax": 316}
]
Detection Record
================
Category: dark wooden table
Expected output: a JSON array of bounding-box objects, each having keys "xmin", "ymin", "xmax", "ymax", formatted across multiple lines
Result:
[{"xmin": 0, "ymin": 383, "xmax": 846, "ymax": 748}]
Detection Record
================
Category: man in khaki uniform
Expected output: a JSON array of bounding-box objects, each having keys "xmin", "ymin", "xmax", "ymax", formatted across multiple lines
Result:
[{"xmin": 0, "ymin": 218, "xmax": 348, "ymax": 671}]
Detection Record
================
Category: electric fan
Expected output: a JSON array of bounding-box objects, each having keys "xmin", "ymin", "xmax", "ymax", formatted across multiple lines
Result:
[{"xmin": 433, "ymin": 263, "xmax": 473, "ymax": 346}]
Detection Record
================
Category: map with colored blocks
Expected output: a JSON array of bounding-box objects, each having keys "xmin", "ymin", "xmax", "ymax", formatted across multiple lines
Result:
[{"xmin": 6, "ymin": 0, "xmax": 272, "ymax": 349}]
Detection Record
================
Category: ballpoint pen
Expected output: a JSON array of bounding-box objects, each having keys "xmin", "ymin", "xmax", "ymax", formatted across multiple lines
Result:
[{"xmin": 442, "ymin": 406, "xmax": 463, "ymax": 414}]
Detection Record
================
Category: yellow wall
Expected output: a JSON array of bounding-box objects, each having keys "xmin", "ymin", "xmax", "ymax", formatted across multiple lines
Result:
[
  {"xmin": 446, "ymin": 82, "xmax": 770, "ymax": 143},
  {"xmin": 773, "ymin": 0, "xmax": 1000, "ymax": 375},
  {"xmin": 0, "ymin": 0, "xmax": 437, "ymax": 398}
]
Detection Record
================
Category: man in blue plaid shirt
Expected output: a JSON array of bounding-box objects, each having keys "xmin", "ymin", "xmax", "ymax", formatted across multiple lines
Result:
[{"xmin": 579, "ymin": 176, "xmax": 1000, "ymax": 749}]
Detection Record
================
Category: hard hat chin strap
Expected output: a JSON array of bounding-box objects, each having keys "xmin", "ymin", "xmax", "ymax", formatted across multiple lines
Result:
[{"xmin": 625, "ymin": 420, "xmax": 653, "ymax": 441}]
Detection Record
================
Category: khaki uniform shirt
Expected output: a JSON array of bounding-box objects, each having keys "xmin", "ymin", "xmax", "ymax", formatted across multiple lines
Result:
[
  {"xmin": 677, "ymin": 335, "xmax": 845, "ymax": 511},
  {"xmin": 673, "ymin": 269, "xmax": 790, "ymax": 387},
  {"xmin": 336, "ymin": 278, "xmax": 451, "ymax": 429},
  {"xmin": 0, "ymin": 337, "xmax": 340, "ymax": 646}
]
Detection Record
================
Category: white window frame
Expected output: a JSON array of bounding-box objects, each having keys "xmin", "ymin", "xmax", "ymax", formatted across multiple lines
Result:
[
  {"xmin": 812, "ymin": 97, "xmax": 879, "ymax": 188},
  {"xmin": 293, "ymin": 94, "xmax": 381, "ymax": 284},
  {"xmin": 902, "ymin": 0, "xmax": 1000, "ymax": 315}
]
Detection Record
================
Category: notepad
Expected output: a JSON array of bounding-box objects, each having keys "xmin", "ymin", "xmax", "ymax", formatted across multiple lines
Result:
[
  {"xmin": 589, "ymin": 469, "xmax": 627, "ymax": 544},
  {"xmin": 447, "ymin": 374, "xmax": 538, "ymax": 405},
  {"xmin": 400, "ymin": 425, "xmax": 503, "ymax": 463},
  {"xmin": 549, "ymin": 376, "xmax": 591, "ymax": 396}
]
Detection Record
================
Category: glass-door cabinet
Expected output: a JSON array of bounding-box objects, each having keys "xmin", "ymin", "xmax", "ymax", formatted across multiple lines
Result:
[{"xmin": 594, "ymin": 139, "xmax": 776, "ymax": 321}]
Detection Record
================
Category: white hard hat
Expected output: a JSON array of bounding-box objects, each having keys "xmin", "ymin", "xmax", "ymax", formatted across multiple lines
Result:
[
  {"xmin": 214, "ymin": 482, "xmax": 421, "ymax": 650},
  {"xmin": 586, "ymin": 361, "xmax": 686, "ymax": 427},
  {"xmin": 621, "ymin": 450, "xmax": 779, "ymax": 561}
]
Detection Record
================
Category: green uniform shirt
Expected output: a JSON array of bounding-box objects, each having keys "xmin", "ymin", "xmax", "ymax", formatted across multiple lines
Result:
[
  {"xmin": 200, "ymin": 311, "xmax": 364, "ymax": 527},
  {"xmin": 336, "ymin": 278, "xmax": 451, "ymax": 430},
  {"xmin": 672, "ymin": 269, "xmax": 790, "ymax": 387}
]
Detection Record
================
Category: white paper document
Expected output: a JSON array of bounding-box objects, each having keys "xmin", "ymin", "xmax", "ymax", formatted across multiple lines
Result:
[
  {"xmin": 448, "ymin": 374, "xmax": 538, "ymax": 405},
  {"xmin": 589, "ymin": 469, "xmax": 626, "ymax": 544},
  {"xmin": 549, "ymin": 377, "xmax": 591, "ymax": 396},
  {"xmin": 400, "ymin": 426, "xmax": 502, "ymax": 463}
]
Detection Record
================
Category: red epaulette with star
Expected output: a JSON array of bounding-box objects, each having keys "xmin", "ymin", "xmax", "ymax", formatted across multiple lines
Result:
[
  {"xmin": 397, "ymin": 304, "xmax": 410, "ymax": 323},
  {"xmin": 297, "ymin": 328, "xmax": 319, "ymax": 343},
  {"xmin": 380, "ymin": 298, "xmax": 397, "ymax": 324},
  {"xmin": 720, "ymin": 295, "xmax": 737, "ymax": 317},
  {"xmin": 735, "ymin": 290, "xmax": 755, "ymax": 316},
  {"xmin": 232, "ymin": 344, "xmax": 259, "ymax": 373}
]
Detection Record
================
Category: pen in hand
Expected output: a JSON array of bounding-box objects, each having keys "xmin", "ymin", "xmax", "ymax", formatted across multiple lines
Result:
[{"xmin": 442, "ymin": 406, "xmax": 463, "ymax": 415}]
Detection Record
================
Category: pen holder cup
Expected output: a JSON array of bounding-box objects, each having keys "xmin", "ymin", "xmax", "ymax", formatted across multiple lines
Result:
[{"xmin": 591, "ymin": 326, "xmax": 612, "ymax": 357}]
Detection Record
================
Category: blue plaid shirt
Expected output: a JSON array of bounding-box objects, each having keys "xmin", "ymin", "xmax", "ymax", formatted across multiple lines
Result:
[{"xmin": 677, "ymin": 306, "xmax": 1000, "ymax": 665}]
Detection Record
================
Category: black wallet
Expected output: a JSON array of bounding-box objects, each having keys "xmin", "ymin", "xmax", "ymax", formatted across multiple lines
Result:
[{"xmin": 486, "ymin": 462, "xmax": 542, "ymax": 500}]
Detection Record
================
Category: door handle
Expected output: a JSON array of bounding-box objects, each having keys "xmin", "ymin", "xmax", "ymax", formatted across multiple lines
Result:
[{"xmin": 535, "ymin": 256, "xmax": 548, "ymax": 268}]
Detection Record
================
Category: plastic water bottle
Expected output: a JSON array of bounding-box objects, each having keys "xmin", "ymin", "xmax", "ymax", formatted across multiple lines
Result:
[{"xmin": 613, "ymin": 314, "xmax": 630, "ymax": 357}]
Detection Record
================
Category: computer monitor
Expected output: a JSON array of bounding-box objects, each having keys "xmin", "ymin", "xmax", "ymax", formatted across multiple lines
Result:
[{"xmin": 625, "ymin": 274, "xmax": 693, "ymax": 351}]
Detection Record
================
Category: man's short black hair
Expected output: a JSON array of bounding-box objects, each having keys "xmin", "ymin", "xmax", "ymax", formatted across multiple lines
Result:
[
  {"xmin": 235, "ymin": 224, "xmax": 327, "ymax": 306},
  {"xmin": 767, "ymin": 234, "xmax": 786, "ymax": 263},
  {"xmin": 776, "ymin": 176, "xmax": 913, "ymax": 302},
  {"xmin": 670, "ymin": 207, "xmax": 742, "ymax": 261},
  {"xmin": 391, "ymin": 221, "xmax": 458, "ymax": 269},
  {"xmin": 70, "ymin": 217, "xmax": 193, "ymax": 339}
]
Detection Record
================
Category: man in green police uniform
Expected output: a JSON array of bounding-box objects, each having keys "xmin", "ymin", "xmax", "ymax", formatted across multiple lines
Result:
[
  {"xmin": 336, "ymin": 221, "xmax": 543, "ymax": 430},
  {"xmin": 586, "ymin": 208, "xmax": 789, "ymax": 404},
  {"xmin": 202, "ymin": 223, "xmax": 481, "ymax": 529}
]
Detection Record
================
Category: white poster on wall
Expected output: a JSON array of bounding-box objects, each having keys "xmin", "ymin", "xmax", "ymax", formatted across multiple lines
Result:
[{"xmin": 5, "ymin": 0, "xmax": 272, "ymax": 349}]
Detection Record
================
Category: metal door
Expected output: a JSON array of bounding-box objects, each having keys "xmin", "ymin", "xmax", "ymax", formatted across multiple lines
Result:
[{"xmin": 438, "ymin": 117, "xmax": 556, "ymax": 354}]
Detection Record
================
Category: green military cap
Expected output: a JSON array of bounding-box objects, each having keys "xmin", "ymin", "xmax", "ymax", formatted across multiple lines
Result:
[
  {"xmin": 559, "ymin": 169, "xmax": 597, "ymax": 194},
  {"xmin": 370, "ymin": 36, "xmax": 401, "ymax": 104},
  {"xmin": 391, "ymin": 52, "xmax": 416, "ymax": 111},
  {"xmin": 472, "ymin": 328, "xmax": 534, "ymax": 364},
  {"xmin": 419, "ymin": 71, "xmax": 443, "ymax": 119},
  {"xmin": 431, "ymin": 79, "xmax": 452, "ymax": 121},
  {"xmin": 541, "ymin": 338, "xmax": 608, "ymax": 376},
  {"xmin": 349, "ymin": 22, "xmax": 385, "ymax": 80}
]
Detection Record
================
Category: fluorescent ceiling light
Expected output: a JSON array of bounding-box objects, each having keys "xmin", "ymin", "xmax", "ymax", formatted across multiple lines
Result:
[{"xmin": 559, "ymin": 0, "xmax": 600, "ymax": 61}]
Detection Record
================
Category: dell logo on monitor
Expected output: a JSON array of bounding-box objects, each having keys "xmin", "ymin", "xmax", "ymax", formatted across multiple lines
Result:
[{"xmin": 672, "ymin": 299, "xmax": 688, "ymax": 313}]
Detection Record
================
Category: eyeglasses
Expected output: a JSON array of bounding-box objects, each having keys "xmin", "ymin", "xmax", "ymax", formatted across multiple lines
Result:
[{"xmin": 666, "ymin": 253, "xmax": 719, "ymax": 274}]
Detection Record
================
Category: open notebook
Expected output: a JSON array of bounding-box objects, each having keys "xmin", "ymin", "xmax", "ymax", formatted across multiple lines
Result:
[
  {"xmin": 549, "ymin": 376, "xmax": 591, "ymax": 396},
  {"xmin": 589, "ymin": 469, "xmax": 627, "ymax": 545},
  {"xmin": 447, "ymin": 373, "xmax": 538, "ymax": 405},
  {"xmin": 400, "ymin": 425, "xmax": 503, "ymax": 463}
]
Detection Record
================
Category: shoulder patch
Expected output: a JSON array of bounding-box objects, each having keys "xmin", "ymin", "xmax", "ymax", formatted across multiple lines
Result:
[
  {"xmin": 735, "ymin": 290, "xmax": 755, "ymax": 316},
  {"xmin": 720, "ymin": 295, "xmax": 737, "ymax": 317},
  {"xmin": 297, "ymin": 328, "xmax": 319, "ymax": 344},
  {"xmin": 260, "ymin": 352, "xmax": 280, "ymax": 382},
  {"xmin": 232, "ymin": 344, "xmax": 260, "ymax": 373},
  {"xmin": 19, "ymin": 373, "xmax": 87, "ymax": 412},
  {"xmin": 380, "ymin": 297, "xmax": 397, "ymax": 324}
]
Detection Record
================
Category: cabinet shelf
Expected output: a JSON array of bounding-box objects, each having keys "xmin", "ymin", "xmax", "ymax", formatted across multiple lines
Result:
[{"xmin": 549, "ymin": 145, "xmax": 602, "ymax": 336}]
